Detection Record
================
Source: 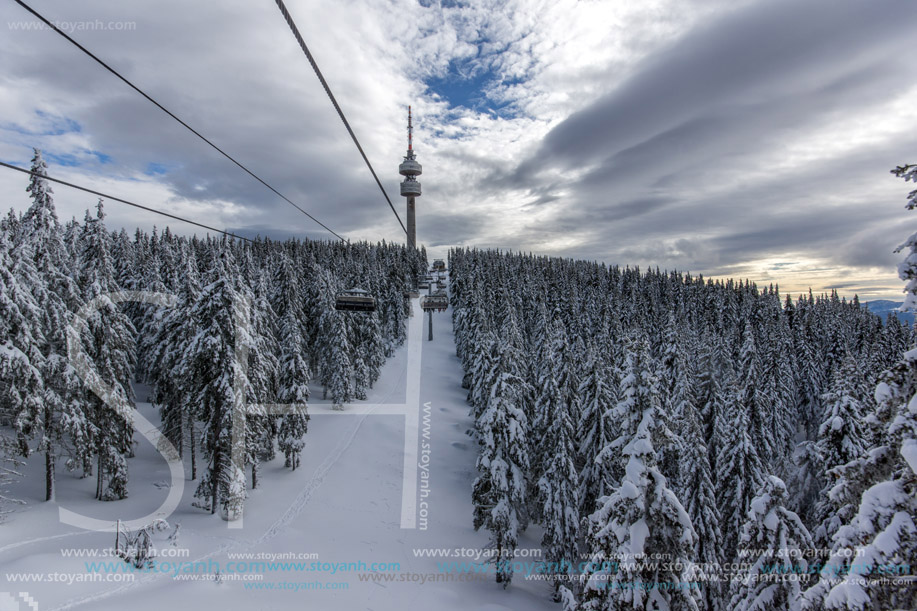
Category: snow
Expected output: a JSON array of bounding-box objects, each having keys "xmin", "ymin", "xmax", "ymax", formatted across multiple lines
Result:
[
  {"xmin": 629, "ymin": 519, "xmax": 649, "ymax": 557},
  {"xmin": 908, "ymin": 391, "xmax": 917, "ymax": 415},
  {"xmin": 825, "ymin": 579, "xmax": 870, "ymax": 610},
  {"xmin": 874, "ymin": 382, "xmax": 892, "ymax": 404},
  {"xmin": 902, "ymin": 438, "xmax": 917, "ymax": 475},
  {"xmin": 0, "ymin": 300, "xmax": 557, "ymax": 611}
]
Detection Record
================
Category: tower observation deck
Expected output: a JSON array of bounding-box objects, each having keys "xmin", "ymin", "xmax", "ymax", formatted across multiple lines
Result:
[{"xmin": 399, "ymin": 106, "xmax": 421, "ymax": 249}]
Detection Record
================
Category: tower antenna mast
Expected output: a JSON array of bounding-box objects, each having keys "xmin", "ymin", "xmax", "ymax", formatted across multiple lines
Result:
[{"xmin": 399, "ymin": 106, "xmax": 421, "ymax": 249}]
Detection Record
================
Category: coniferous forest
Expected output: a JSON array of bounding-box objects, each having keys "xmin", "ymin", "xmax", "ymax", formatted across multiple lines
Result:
[
  {"xmin": 449, "ymin": 165, "xmax": 917, "ymax": 610},
  {"xmin": 0, "ymin": 150, "xmax": 422, "ymax": 518}
]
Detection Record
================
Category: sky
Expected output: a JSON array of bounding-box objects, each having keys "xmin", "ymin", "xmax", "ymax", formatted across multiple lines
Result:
[{"xmin": 1, "ymin": 0, "xmax": 916, "ymax": 301}]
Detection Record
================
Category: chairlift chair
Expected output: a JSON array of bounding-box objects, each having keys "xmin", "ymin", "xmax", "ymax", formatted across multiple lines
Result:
[
  {"xmin": 421, "ymin": 293, "xmax": 449, "ymax": 313},
  {"xmin": 335, "ymin": 288, "xmax": 376, "ymax": 312}
]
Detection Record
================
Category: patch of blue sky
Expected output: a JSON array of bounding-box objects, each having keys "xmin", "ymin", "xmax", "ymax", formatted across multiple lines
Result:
[
  {"xmin": 1, "ymin": 110, "xmax": 82, "ymax": 137},
  {"xmin": 90, "ymin": 150, "xmax": 112, "ymax": 164},
  {"xmin": 44, "ymin": 149, "xmax": 112, "ymax": 168},
  {"xmin": 424, "ymin": 55, "xmax": 523, "ymax": 120},
  {"xmin": 418, "ymin": 0, "xmax": 468, "ymax": 7},
  {"xmin": 43, "ymin": 152, "xmax": 81, "ymax": 167},
  {"xmin": 144, "ymin": 162, "xmax": 176, "ymax": 176},
  {"xmin": 32, "ymin": 110, "xmax": 82, "ymax": 136}
]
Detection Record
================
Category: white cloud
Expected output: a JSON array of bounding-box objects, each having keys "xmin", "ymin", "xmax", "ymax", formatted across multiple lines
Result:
[{"xmin": 1, "ymin": 0, "xmax": 914, "ymax": 299}]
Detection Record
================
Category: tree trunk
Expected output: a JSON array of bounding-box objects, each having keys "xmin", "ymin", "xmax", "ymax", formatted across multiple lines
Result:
[
  {"xmin": 190, "ymin": 420, "xmax": 197, "ymax": 481},
  {"xmin": 96, "ymin": 451, "xmax": 104, "ymax": 500},
  {"xmin": 211, "ymin": 447, "xmax": 219, "ymax": 514},
  {"xmin": 45, "ymin": 445, "xmax": 55, "ymax": 501}
]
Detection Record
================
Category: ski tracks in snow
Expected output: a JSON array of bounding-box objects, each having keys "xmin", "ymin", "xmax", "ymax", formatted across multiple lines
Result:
[{"xmin": 52, "ymin": 352, "xmax": 407, "ymax": 610}]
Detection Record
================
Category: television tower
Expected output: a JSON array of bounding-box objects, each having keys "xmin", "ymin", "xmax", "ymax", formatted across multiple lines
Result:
[{"xmin": 399, "ymin": 106, "xmax": 421, "ymax": 249}]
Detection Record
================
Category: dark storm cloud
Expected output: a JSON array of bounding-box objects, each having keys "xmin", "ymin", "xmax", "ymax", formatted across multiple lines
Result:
[
  {"xmin": 0, "ymin": 0, "xmax": 406, "ymax": 242},
  {"xmin": 521, "ymin": 0, "xmax": 915, "ymax": 177}
]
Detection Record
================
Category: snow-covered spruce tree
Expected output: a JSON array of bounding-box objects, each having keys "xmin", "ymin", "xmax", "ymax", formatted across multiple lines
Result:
[
  {"xmin": 800, "ymin": 164, "xmax": 917, "ymax": 611},
  {"xmin": 0, "ymin": 432, "xmax": 25, "ymax": 521},
  {"xmin": 77, "ymin": 201, "xmax": 137, "ymax": 500},
  {"xmin": 530, "ymin": 364, "xmax": 561, "ymax": 525},
  {"xmin": 536, "ymin": 366, "xmax": 580, "ymax": 598},
  {"xmin": 149, "ymin": 253, "xmax": 201, "ymax": 477},
  {"xmin": 595, "ymin": 336, "xmax": 670, "ymax": 488},
  {"xmin": 811, "ymin": 354, "xmax": 868, "ymax": 546},
  {"xmin": 273, "ymin": 258, "xmax": 310, "ymax": 471},
  {"xmin": 17, "ymin": 149, "xmax": 85, "ymax": 501},
  {"xmin": 132, "ymin": 232, "xmax": 168, "ymax": 384},
  {"xmin": 467, "ymin": 330, "xmax": 498, "ymax": 420},
  {"xmin": 243, "ymin": 272, "xmax": 277, "ymax": 490},
  {"xmin": 576, "ymin": 346, "xmax": 617, "ymax": 517},
  {"xmin": 663, "ymin": 318, "xmax": 698, "ymax": 495},
  {"xmin": 188, "ymin": 248, "xmax": 252, "ymax": 519},
  {"xmin": 325, "ymin": 310, "xmax": 354, "ymax": 410},
  {"xmin": 728, "ymin": 476, "xmax": 814, "ymax": 611},
  {"xmin": 0, "ymin": 228, "xmax": 45, "ymax": 458},
  {"xmin": 351, "ymin": 305, "xmax": 385, "ymax": 388},
  {"xmin": 472, "ymin": 346, "xmax": 530, "ymax": 587},
  {"xmin": 716, "ymin": 382, "xmax": 766, "ymax": 562},
  {"xmin": 695, "ymin": 331, "xmax": 732, "ymax": 473},
  {"xmin": 762, "ymin": 290, "xmax": 798, "ymax": 467},
  {"xmin": 892, "ymin": 162, "xmax": 917, "ymax": 311},
  {"xmin": 738, "ymin": 320, "xmax": 775, "ymax": 469},
  {"xmin": 679, "ymin": 386, "xmax": 724, "ymax": 610},
  {"xmin": 581, "ymin": 403, "xmax": 699, "ymax": 611}
]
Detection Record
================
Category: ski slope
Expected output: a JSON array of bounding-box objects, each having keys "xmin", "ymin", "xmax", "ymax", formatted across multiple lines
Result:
[{"xmin": 0, "ymin": 298, "xmax": 557, "ymax": 611}]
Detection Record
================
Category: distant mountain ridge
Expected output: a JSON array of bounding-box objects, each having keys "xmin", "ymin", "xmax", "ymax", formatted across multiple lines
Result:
[{"xmin": 864, "ymin": 300, "xmax": 915, "ymax": 326}]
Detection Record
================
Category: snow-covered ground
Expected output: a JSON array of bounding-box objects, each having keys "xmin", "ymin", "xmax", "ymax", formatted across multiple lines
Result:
[{"xmin": 0, "ymin": 299, "xmax": 557, "ymax": 610}]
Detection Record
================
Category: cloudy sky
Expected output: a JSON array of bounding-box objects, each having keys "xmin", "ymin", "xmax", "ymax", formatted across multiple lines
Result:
[{"xmin": 1, "ymin": 0, "xmax": 915, "ymax": 300}]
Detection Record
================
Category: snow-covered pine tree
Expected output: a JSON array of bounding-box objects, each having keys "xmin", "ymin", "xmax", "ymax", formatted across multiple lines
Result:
[
  {"xmin": 188, "ymin": 248, "xmax": 252, "ymax": 519},
  {"xmin": 0, "ymin": 229, "xmax": 45, "ymax": 458},
  {"xmin": 243, "ymin": 272, "xmax": 277, "ymax": 490},
  {"xmin": 892, "ymin": 162, "xmax": 917, "ymax": 312},
  {"xmin": 679, "ymin": 385, "xmax": 724, "ymax": 610},
  {"xmin": 77, "ymin": 201, "xmax": 136, "ymax": 500},
  {"xmin": 716, "ymin": 381, "xmax": 766, "ymax": 562},
  {"xmin": 468, "ymin": 330, "xmax": 498, "ymax": 420},
  {"xmin": 728, "ymin": 476, "xmax": 814, "ymax": 611},
  {"xmin": 581, "ymin": 396, "xmax": 699, "ymax": 611},
  {"xmin": 536, "ymin": 366, "xmax": 580, "ymax": 598},
  {"xmin": 17, "ymin": 149, "xmax": 85, "ymax": 501},
  {"xmin": 273, "ymin": 256, "xmax": 310, "ymax": 471},
  {"xmin": 595, "ymin": 336, "xmax": 670, "ymax": 488},
  {"xmin": 811, "ymin": 353, "xmax": 868, "ymax": 546},
  {"xmin": 472, "ymin": 346, "xmax": 530, "ymax": 587},
  {"xmin": 326, "ymin": 310, "xmax": 354, "ymax": 410},
  {"xmin": 738, "ymin": 320, "xmax": 775, "ymax": 469},
  {"xmin": 576, "ymin": 346, "xmax": 617, "ymax": 517},
  {"xmin": 149, "ymin": 252, "xmax": 201, "ymax": 477}
]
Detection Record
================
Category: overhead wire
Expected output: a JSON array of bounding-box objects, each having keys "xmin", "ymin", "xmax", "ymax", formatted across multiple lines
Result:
[
  {"xmin": 0, "ymin": 160, "xmax": 254, "ymax": 243},
  {"xmin": 273, "ymin": 0, "xmax": 408, "ymax": 236},
  {"xmin": 11, "ymin": 0, "xmax": 346, "ymax": 242}
]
